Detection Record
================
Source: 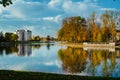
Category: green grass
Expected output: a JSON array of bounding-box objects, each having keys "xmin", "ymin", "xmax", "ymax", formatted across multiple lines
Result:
[{"xmin": 0, "ymin": 70, "xmax": 120, "ymax": 80}]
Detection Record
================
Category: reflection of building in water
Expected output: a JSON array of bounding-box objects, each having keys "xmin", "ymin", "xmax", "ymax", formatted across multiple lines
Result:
[
  {"xmin": 17, "ymin": 44, "xmax": 32, "ymax": 56},
  {"xmin": 16, "ymin": 30, "xmax": 32, "ymax": 41}
]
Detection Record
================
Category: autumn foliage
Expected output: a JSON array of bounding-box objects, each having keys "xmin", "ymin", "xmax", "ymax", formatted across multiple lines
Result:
[
  {"xmin": 57, "ymin": 11, "xmax": 117, "ymax": 42},
  {"xmin": 58, "ymin": 47, "xmax": 119, "ymax": 75}
]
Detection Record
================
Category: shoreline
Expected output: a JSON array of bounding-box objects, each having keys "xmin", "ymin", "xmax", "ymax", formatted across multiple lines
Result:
[
  {"xmin": 58, "ymin": 42, "xmax": 120, "ymax": 48},
  {"xmin": 0, "ymin": 70, "xmax": 120, "ymax": 80},
  {"xmin": 1, "ymin": 41, "xmax": 120, "ymax": 48}
]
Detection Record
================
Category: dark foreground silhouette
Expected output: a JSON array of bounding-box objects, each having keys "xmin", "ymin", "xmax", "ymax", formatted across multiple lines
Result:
[{"xmin": 0, "ymin": 70, "xmax": 120, "ymax": 80}]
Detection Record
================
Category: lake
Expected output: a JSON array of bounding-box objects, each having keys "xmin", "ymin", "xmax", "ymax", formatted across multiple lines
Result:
[{"xmin": 0, "ymin": 43, "xmax": 120, "ymax": 77}]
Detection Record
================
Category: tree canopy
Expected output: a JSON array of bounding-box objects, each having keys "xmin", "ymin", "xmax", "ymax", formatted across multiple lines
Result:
[
  {"xmin": 57, "ymin": 16, "xmax": 88, "ymax": 42},
  {"xmin": 57, "ymin": 11, "xmax": 117, "ymax": 43}
]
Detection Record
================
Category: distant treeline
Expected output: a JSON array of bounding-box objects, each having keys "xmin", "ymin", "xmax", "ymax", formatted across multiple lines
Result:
[
  {"xmin": 0, "ymin": 32, "xmax": 18, "ymax": 42},
  {"xmin": 0, "ymin": 32, "xmax": 56, "ymax": 42},
  {"xmin": 30, "ymin": 35, "xmax": 57, "ymax": 42}
]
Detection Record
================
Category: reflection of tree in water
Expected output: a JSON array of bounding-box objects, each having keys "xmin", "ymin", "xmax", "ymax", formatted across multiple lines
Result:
[
  {"xmin": 31, "ymin": 44, "xmax": 41, "ymax": 49},
  {"xmin": 0, "ymin": 46, "xmax": 4, "ymax": 56},
  {"xmin": 88, "ymin": 50, "xmax": 118, "ymax": 77},
  {"xmin": 47, "ymin": 43, "xmax": 50, "ymax": 50},
  {"xmin": 58, "ymin": 47, "xmax": 88, "ymax": 73},
  {"xmin": 58, "ymin": 47, "xmax": 120, "ymax": 77},
  {"xmin": 0, "ymin": 44, "xmax": 18, "ymax": 55},
  {"xmin": 46, "ymin": 43, "xmax": 54, "ymax": 50},
  {"xmin": 0, "ymin": 44, "xmax": 41, "ymax": 56},
  {"xmin": 0, "ymin": 43, "xmax": 55, "ymax": 56}
]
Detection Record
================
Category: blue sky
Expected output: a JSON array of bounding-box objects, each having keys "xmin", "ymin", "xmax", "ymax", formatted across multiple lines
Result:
[{"xmin": 0, "ymin": 0, "xmax": 120, "ymax": 37}]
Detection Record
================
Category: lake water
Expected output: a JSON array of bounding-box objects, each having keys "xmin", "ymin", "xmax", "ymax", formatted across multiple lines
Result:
[{"xmin": 0, "ymin": 43, "xmax": 120, "ymax": 77}]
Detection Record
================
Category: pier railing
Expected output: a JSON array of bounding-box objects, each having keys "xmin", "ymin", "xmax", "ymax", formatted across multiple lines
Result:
[{"xmin": 83, "ymin": 42, "xmax": 115, "ymax": 47}]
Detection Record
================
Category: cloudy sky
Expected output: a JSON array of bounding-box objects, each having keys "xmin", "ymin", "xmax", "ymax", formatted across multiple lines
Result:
[{"xmin": 0, "ymin": 0, "xmax": 120, "ymax": 37}]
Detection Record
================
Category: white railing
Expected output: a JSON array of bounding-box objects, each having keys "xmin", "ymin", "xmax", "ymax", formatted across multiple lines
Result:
[{"xmin": 83, "ymin": 42, "xmax": 115, "ymax": 47}]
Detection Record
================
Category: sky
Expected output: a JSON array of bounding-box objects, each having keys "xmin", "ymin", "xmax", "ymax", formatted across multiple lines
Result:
[{"xmin": 0, "ymin": 0, "xmax": 120, "ymax": 37}]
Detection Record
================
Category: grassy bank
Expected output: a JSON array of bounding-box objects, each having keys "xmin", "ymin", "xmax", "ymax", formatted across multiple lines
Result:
[{"xmin": 0, "ymin": 70, "xmax": 120, "ymax": 80}]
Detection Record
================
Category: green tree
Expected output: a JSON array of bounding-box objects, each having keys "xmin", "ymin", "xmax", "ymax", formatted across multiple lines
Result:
[
  {"xmin": 0, "ymin": 31, "xmax": 4, "ymax": 42},
  {"xmin": 47, "ymin": 35, "xmax": 50, "ymax": 41},
  {"xmin": 0, "ymin": 0, "xmax": 12, "ymax": 7},
  {"xmin": 4, "ymin": 32, "xmax": 18, "ymax": 41},
  {"xmin": 34, "ymin": 36, "xmax": 41, "ymax": 41},
  {"xmin": 11, "ymin": 33, "xmax": 18, "ymax": 41}
]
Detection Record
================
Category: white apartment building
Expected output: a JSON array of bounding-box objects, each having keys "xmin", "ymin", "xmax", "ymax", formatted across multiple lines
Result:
[{"xmin": 16, "ymin": 30, "xmax": 32, "ymax": 41}]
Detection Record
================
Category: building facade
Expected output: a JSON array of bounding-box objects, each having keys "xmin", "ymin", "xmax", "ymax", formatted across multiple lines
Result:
[{"xmin": 16, "ymin": 30, "xmax": 32, "ymax": 41}]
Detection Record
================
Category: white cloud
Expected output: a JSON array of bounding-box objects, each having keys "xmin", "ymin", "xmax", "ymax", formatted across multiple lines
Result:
[
  {"xmin": 43, "ymin": 17, "xmax": 54, "ymax": 21},
  {"xmin": 48, "ymin": 0, "xmax": 62, "ymax": 8},
  {"xmin": 7, "ymin": 9, "xmax": 25, "ymax": 19},
  {"xmin": 100, "ymin": 8, "xmax": 116, "ymax": 11},
  {"xmin": 54, "ymin": 15, "xmax": 62, "ymax": 23},
  {"xmin": 42, "ymin": 15, "xmax": 62, "ymax": 23},
  {"xmin": 62, "ymin": 0, "xmax": 101, "ymax": 17},
  {"xmin": 22, "ymin": 26, "xmax": 35, "ymax": 31},
  {"xmin": 0, "ymin": 0, "xmax": 48, "ymax": 20},
  {"xmin": 0, "ymin": 0, "xmax": 119, "ymax": 37},
  {"xmin": 0, "ymin": 0, "xmax": 118, "ymax": 20},
  {"xmin": 0, "ymin": 6, "xmax": 4, "ymax": 14},
  {"xmin": 0, "ymin": 0, "xmax": 26, "ymax": 19}
]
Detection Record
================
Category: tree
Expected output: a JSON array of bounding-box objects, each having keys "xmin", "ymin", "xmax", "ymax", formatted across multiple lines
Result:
[
  {"xmin": 5, "ymin": 32, "xmax": 12, "ymax": 41},
  {"xmin": 87, "ymin": 12, "xmax": 101, "ymax": 42},
  {"xmin": 97, "ymin": 32, "xmax": 102, "ymax": 42},
  {"xmin": 11, "ymin": 33, "xmax": 18, "ymax": 41},
  {"xmin": 100, "ymin": 11, "xmax": 116, "ymax": 42},
  {"xmin": 87, "ymin": 11, "xmax": 116, "ymax": 42},
  {"xmin": 57, "ymin": 16, "xmax": 88, "ymax": 42},
  {"xmin": 0, "ymin": 31, "xmax": 4, "ymax": 42},
  {"xmin": 47, "ymin": 35, "xmax": 50, "ymax": 41},
  {"xmin": 57, "ymin": 29, "xmax": 64, "ymax": 41},
  {"xmin": 34, "ymin": 36, "xmax": 41, "ymax": 41},
  {"xmin": 0, "ymin": 0, "xmax": 12, "ymax": 7},
  {"xmin": 4, "ymin": 32, "xmax": 18, "ymax": 41}
]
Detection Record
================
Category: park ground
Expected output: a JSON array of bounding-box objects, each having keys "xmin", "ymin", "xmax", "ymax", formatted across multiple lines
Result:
[{"xmin": 0, "ymin": 70, "xmax": 120, "ymax": 80}]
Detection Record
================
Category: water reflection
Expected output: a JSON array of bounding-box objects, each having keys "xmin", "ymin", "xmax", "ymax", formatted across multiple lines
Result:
[
  {"xmin": 17, "ymin": 44, "xmax": 32, "ymax": 56},
  {"xmin": 58, "ymin": 47, "xmax": 120, "ymax": 77},
  {"xmin": 58, "ymin": 47, "xmax": 88, "ymax": 74},
  {"xmin": 46, "ymin": 43, "xmax": 54, "ymax": 50},
  {"xmin": 0, "ymin": 43, "xmax": 120, "ymax": 77},
  {"xmin": 0, "ymin": 43, "xmax": 54, "ymax": 56},
  {"xmin": 0, "ymin": 44, "xmax": 18, "ymax": 55}
]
